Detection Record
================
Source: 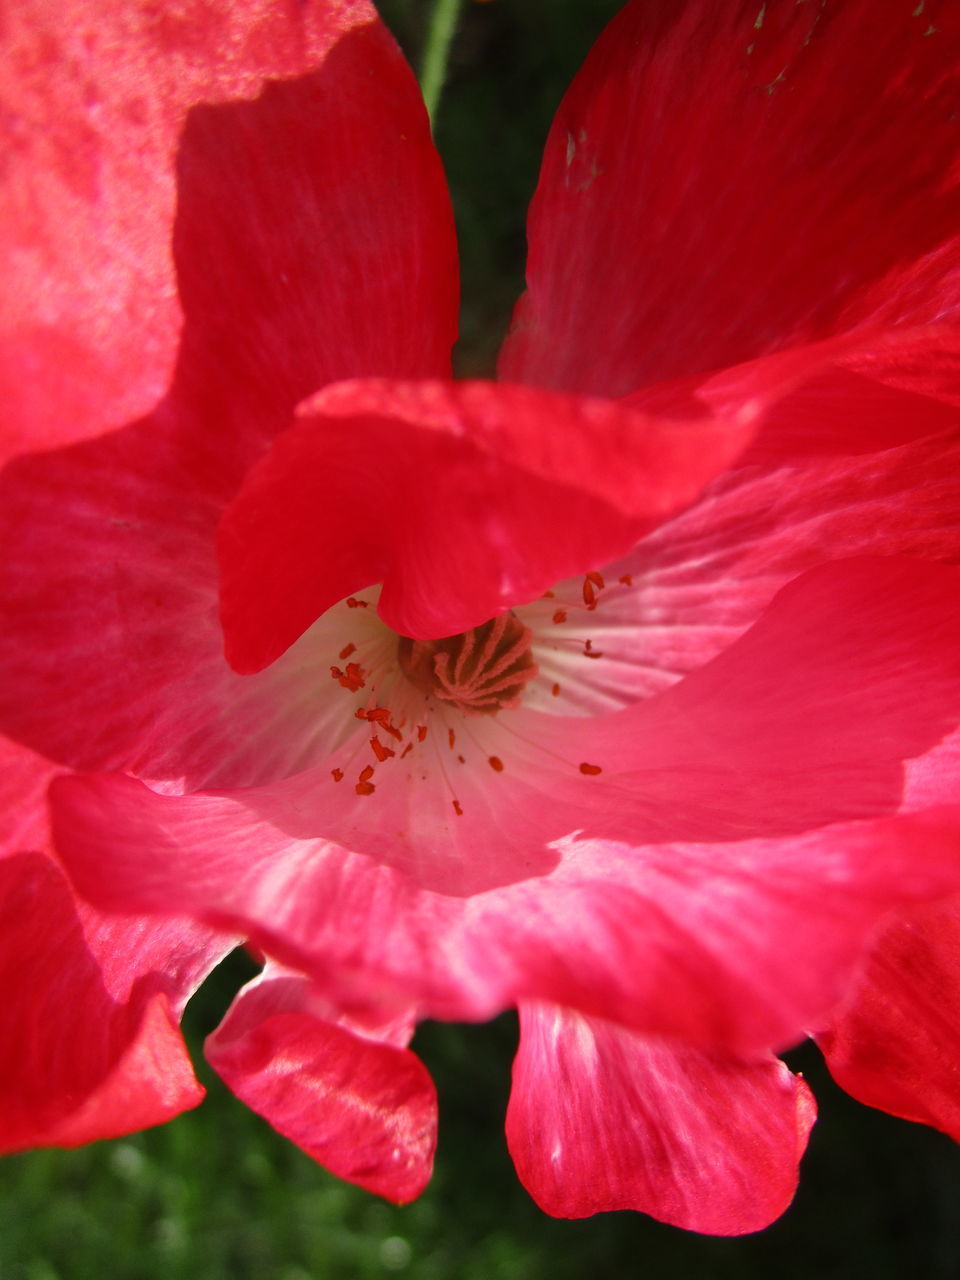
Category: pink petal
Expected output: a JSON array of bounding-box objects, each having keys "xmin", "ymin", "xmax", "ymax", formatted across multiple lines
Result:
[
  {"xmin": 499, "ymin": 0, "xmax": 960, "ymax": 396},
  {"xmin": 0, "ymin": 429, "xmax": 385, "ymax": 787},
  {"xmin": 2, "ymin": 1, "xmax": 455, "ymax": 459},
  {"xmin": 506, "ymin": 1003, "xmax": 815, "ymax": 1232},
  {"xmin": 217, "ymin": 377, "xmax": 760, "ymax": 671},
  {"xmin": 597, "ymin": 428, "xmax": 960, "ymax": 691},
  {"xmin": 50, "ymin": 557, "xmax": 960, "ymax": 1052},
  {"xmin": 206, "ymin": 966, "xmax": 436, "ymax": 1204},
  {"xmin": 48, "ymin": 542, "xmax": 960, "ymax": 1059},
  {"xmin": 49, "ymin": 783, "xmax": 960, "ymax": 1053},
  {"xmin": 818, "ymin": 896, "xmax": 960, "ymax": 1140}
]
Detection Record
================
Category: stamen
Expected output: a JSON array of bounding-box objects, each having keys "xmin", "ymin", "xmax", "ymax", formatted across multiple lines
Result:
[
  {"xmin": 338, "ymin": 642, "xmax": 357, "ymax": 660},
  {"xmin": 552, "ymin": 609, "xmax": 567, "ymax": 624},
  {"xmin": 579, "ymin": 761, "xmax": 602, "ymax": 775},
  {"xmin": 356, "ymin": 764, "xmax": 376, "ymax": 796},
  {"xmin": 397, "ymin": 613, "xmax": 538, "ymax": 715},
  {"xmin": 346, "ymin": 597, "xmax": 369, "ymax": 609},
  {"xmin": 331, "ymin": 768, "xmax": 344, "ymax": 782},
  {"xmin": 331, "ymin": 662, "xmax": 365, "ymax": 691},
  {"xmin": 488, "ymin": 756, "xmax": 504, "ymax": 772},
  {"xmin": 370, "ymin": 736, "xmax": 395, "ymax": 762}
]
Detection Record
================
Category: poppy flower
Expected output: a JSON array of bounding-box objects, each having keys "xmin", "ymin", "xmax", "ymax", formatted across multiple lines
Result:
[{"xmin": 4, "ymin": 0, "xmax": 960, "ymax": 1233}]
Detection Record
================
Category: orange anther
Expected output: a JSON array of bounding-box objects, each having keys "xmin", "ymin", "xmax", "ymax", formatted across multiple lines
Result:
[
  {"xmin": 400, "ymin": 742, "xmax": 413, "ymax": 759},
  {"xmin": 331, "ymin": 663, "xmax": 365, "ymax": 691},
  {"xmin": 358, "ymin": 765, "xmax": 374, "ymax": 783},
  {"xmin": 551, "ymin": 682, "xmax": 561, "ymax": 697},
  {"xmin": 383, "ymin": 721, "xmax": 404, "ymax": 742},
  {"xmin": 586, "ymin": 571, "xmax": 605, "ymax": 590},
  {"xmin": 582, "ymin": 579, "xmax": 597, "ymax": 609},
  {"xmin": 552, "ymin": 609, "xmax": 567, "ymax": 624},
  {"xmin": 448, "ymin": 728, "xmax": 456, "ymax": 750},
  {"xmin": 543, "ymin": 590, "xmax": 556, "ymax": 599},
  {"xmin": 355, "ymin": 780, "xmax": 376, "ymax": 795},
  {"xmin": 331, "ymin": 768, "xmax": 344, "ymax": 782},
  {"xmin": 488, "ymin": 756, "xmax": 504, "ymax": 772},
  {"xmin": 618, "ymin": 573, "xmax": 633, "ymax": 587},
  {"xmin": 338, "ymin": 642, "xmax": 356, "ymax": 660},
  {"xmin": 370, "ymin": 736, "xmax": 396, "ymax": 762},
  {"xmin": 417, "ymin": 725, "xmax": 428, "ymax": 742},
  {"xmin": 579, "ymin": 761, "xmax": 602, "ymax": 775},
  {"xmin": 346, "ymin": 597, "xmax": 369, "ymax": 609},
  {"xmin": 452, "ymin": 799, "xmax": 464, "ymax": 816}
]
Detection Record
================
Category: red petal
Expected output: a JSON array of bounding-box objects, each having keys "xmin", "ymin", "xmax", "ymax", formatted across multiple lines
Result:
[
  {"xmin": 0, "ymin": 3, "xmax": 457, "ymax": 778},
  {"xmin": 818, "ymin": 896, "xmax": 960, "ymax": 1140},
  {"xmin": 206, "ymin": 967, "xmax": 436, "ymax": 1204},
  {"xmin": 0, "ymin": 735, "xmax": 231, "ymax": 1151},
  {"xmin": 500, "ymin": 0, "xmax": 960, "ymax": 396},
  {"xmin": 627, "ymin": 328, "xmax": 960, "ymax": 464},
  {"xmin": 507, "ymin": 1003, "xmax": 815, "ymax": 1232},
  {"xmin": 0, "ymin": 848, "xmax": 229, "ymax": 1152},
  {"xmin": 217, "ymin": 377, "xmax": 758, "ymax": 671},
  {"xmin": 2, "ymin": 2, "xmax": 454, "ymax": 459}
]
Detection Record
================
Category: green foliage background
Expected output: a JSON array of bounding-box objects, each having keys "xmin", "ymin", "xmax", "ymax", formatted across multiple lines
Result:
[{"xmin": 4, "ymin": 3, "xmax": 960, "ymax": 1276}]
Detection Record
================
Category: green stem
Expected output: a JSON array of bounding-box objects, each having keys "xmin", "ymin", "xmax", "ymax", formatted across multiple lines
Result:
[{"xmin": 419, "ymin": 0, "xmax": 464, "ymax": 125}]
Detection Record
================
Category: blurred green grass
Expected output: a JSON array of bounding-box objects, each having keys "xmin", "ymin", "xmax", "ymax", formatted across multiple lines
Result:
[{"xmin": 5, "ymin": 3, "xmax": 960, "ymax": 1276}]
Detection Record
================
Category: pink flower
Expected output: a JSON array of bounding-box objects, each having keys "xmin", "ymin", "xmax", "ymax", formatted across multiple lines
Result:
[{"xmin": 4, "ymin": 0, "xmax": 960, "ymax": 1232}]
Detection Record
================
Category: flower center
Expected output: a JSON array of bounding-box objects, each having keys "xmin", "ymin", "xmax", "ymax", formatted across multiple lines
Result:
[{"xmin": 396, "ymin": 613, "xmax": 538, "ymax": 715}]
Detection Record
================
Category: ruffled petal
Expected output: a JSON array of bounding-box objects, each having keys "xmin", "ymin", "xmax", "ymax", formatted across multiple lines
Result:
[
  {"xmin": 626, "ymin": 328, "xmax": 960, "ymax": 465},
  {"xmin": 817, "ymin": 897, "xmax": 960, "ymax": 1140},
  {"xmin": 217, "ymin": 376, "xmax": 760, "ymax": 670},
  {"xmin": 506, "ymin": 1003, "xmax": 815, "ymax": 1233},
  {"xmin": 0, "ymin": 736, "xmax": 231, "ymax": 1151},
  {"xmin": 206, "ymin": 965, "xmax": 436, "ymax": 1203},
  {"xmin": 0, "ymin": 848, "xmax": 230, "ymax": 1152},
  {"xmin": 1, "ymin": 1, "xmax": 455, "ymax": 460},
  {"xmin": 499, "ymin": 0, "xmax": 960, "ymax": 396},
  {"xmin": 49, "ymin": 772, "xmax": 960, "ymax": 1051}
]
